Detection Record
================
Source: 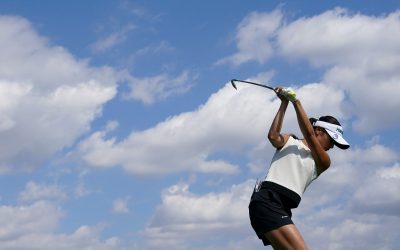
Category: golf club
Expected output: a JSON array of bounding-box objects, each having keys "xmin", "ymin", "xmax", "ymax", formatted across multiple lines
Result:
[{"xmin": 230, "ymin": 79, "xmax": 275, "ymax": 91}]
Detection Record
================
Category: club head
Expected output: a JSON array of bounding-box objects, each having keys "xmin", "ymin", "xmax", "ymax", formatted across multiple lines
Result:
[{"xmin": 230, "ymin": 79, "xmax": 237, "ymax": 90}]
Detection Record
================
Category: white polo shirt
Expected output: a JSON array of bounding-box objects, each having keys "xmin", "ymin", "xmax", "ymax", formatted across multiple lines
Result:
[{"xmin": 265, "ymin": 136, "xmax": 318, "ymax": 198}]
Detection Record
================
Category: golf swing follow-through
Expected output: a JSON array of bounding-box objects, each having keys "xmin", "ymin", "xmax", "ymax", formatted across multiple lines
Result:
[{"xmin": 231, "ymin": 78, "xmax": 350, "ymax": 249}]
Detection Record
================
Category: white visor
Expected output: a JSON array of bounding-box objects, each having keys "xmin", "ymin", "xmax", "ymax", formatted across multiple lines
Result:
[{"xmin": 314, "ymin": 120, "xmax": 350, "ymax": 149}]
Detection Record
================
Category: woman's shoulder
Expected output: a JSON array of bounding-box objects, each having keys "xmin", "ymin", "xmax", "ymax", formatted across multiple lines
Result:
[
  {"xmin": 277, "ymin": 134, "xmax": 298, "ymax": 150},
  {"xmin": 282, "ymin": 134, "xmax": 310, "ymax": 150}
]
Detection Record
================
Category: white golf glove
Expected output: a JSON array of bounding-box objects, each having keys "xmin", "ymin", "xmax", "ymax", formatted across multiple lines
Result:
[{"xmin": 281, "ymin": 87, "xmax": 297, "ymax": 102}]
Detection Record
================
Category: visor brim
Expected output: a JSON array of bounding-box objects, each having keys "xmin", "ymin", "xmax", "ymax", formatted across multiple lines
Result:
[{"xmin": 325, "ymin": 130, "xmax": 350, "ymax": 150}]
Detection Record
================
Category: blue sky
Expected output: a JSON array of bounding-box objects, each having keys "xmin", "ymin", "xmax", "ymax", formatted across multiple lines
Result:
[{"xmin": 0, "ymin": 1, "xmax": 399, "ymax": 249}]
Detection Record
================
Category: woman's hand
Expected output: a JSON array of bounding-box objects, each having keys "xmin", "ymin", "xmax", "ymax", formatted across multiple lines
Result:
[
  {"xmin": 275, "ymin": 87, "xmax": 297, "ymax": 102},
  {"xmin": 274, "ymin": 87, "xmax": 289, "ymax": 103}
]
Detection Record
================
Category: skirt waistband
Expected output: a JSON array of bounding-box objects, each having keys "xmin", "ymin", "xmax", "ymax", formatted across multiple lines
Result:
[{"xmin": 260, "ymin": 181, "xmax": 301, "ymax": 208}]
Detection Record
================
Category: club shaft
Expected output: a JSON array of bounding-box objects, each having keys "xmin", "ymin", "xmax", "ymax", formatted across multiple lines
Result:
[{"xmin": 231, "ymin": 79, "xmax": 274, "ymax": 90}]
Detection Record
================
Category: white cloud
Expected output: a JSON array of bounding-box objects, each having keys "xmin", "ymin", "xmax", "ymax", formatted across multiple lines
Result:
[
  {"xmin": 347, "ymin": 144, "xmax": 398, "ymax": 166},
  {"xmin": 1, "ymin": 7, "xmax": 398, "ymax": 250},
  {"xmin": 278, "ymin": 8, "xmax": 400, "ymax": 67},
  {"xmin": 124, "ymin": 70, "xmax": 196, "ymax": 105},
  {"xmin": 222, "ymin": 9, "xmax": 400, "ymax": 133},
  {"xmin": 0, "ymin": 15, "xmax": 117, "ymax": 172},
  {"xmin": 276, "ymin": 8, "xmax": 400, "ymax": 132},
  {"xmin": 142, "ymin": 180, "xmax": 255, "ymax": 249},
  {"xmin": 294, "ymin": 141, "xmax": 400, "ymax": 249},
  {"xmin": 79, "ymin": 77, "xmax": 345, "ymax": 176},
  {"xmin": 352, "ymin": 163, "xmax": 400, "ymax": 215},
  {"xmin": 298, "ymin": 209, "xmax": 400, "ymax": 250},
  {"xmin": 379, "ymin": 164, "xmax": 400, "ymax": 179},
  {"xmin": 298, "ymin": 141, "xmax": 399, "ymax": 209},
  {"xmin": 18, "ymin": 181, "xmax": 67, "ymax": 204},
  {"xmin": 0, "ymin": 201, "xmax": 61, "ymax": 239},
  {"xmin": 78, "ymin": 77, "xmax": 273, "ymax": 175},
  {"xmin": 130, "ymin": 136, "xmax": 397, "ymax": 249},
  {"xmin": 216, "ymin": 10, "xmax": 283, "ymax": 66},
  {"xmin": 292, "ymin": 142, "xmax": 398, "ymax": 249},
  {"xmin": 0, "ymin": 201, "xmax": 121, "ymax": 250},
  {"xmin": 137, "ymin": 138, "xmax": 400, "ymax": 249},
  {"xmin": 81, "ymin": 7, "xmax": 399, "ymax": 250}
]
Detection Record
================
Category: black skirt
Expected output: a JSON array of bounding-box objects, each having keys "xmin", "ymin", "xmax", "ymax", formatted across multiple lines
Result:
[{"xmin": 248, "ymin": 181, "xmax": 301, "ymax": 246}]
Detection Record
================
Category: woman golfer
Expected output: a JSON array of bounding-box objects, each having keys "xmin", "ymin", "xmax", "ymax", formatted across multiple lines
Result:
[{"xmin": 249, "ymin": 87, "xmax": 349, "ymax": 249}]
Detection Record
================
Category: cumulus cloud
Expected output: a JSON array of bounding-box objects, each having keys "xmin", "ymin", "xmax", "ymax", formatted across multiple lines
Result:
[
  {"xmin": 136, "ymin": 138, "xmax": 400, "ymax": 249},
  {"xmin": 276, "ymin": 8, "xmax": 400, "ymax": 133},
  {"xmin": 0, "ymin": 15, "xmax": 117, "ymax": 172},
  {"xmin": 278, "ymin": 8, "xmax": 400, "ymax": 67},
  {"xmin": 216, "ymin": 10, "xmax": 283, "ymax": 66},
  {"xmin": 2, "ymin": 7, "xmax": 398, "ymax": 250},
  {"xmin": 141, "ymin": 180, "xmax": 255, "ymax": 249},
  {"xmin": 76, "ymin": 7, "xmax": 399, "ymax": 250},
  {"xmin": 78, "ymin": 77, "xmax": 345, "ymax": 176},
  {"xmin": 220, "ymin": 8, "xmax": 400, "ymax": 133},
  {"xmin": 0, "ymin": 201, "xmax": 61, "ymax": 239},
  {"xmin": 0, "ymin": 201, "xmax": 120, "ymax": 250},
  {"xmin": 294, "ymin": 141, "xmax": 400, "ymax": 249},
  {"xmin": 352, "ymin": 163, "xmax": 400, "ymax": 215}
]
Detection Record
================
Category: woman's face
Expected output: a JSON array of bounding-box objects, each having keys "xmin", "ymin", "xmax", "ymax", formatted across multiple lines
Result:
[{"xmin": 316, "ymin": 128, "xmax": 334, "ymax": 151}]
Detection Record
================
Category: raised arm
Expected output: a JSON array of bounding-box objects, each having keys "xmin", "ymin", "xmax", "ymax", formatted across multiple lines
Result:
[
  {"xmin": 292, "ymin": 100, "xmax": 331, "ymax": 174},
  {"xmin": 268, "ymin": 92, "xmax": 290, "ymax": 149}
]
